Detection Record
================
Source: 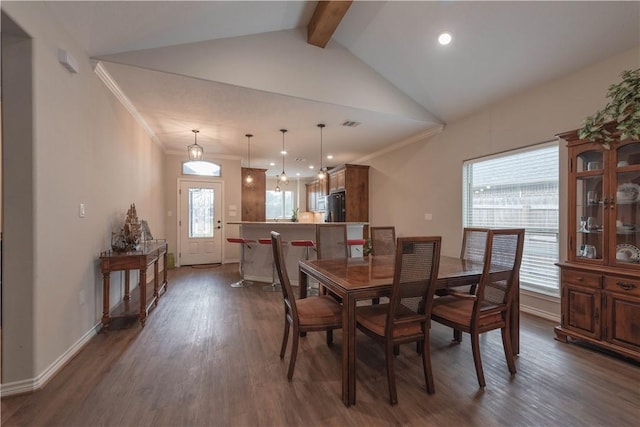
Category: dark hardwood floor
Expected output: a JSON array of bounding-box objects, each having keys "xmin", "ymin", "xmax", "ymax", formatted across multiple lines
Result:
[{"xmin": 2, "ymin": 264, "xmax": 639, "ymax": 426}]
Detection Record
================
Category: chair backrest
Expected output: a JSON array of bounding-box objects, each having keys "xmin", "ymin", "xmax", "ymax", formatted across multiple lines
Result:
[
  {"xmin": 316, "ymin": 224, "xmax": 348, "ymax": 259},
  {"xmin": 460, "ymin": 227, "xmax": 489, "ymax": 263},
  {"xmin": 385, "ymin": 236, "xmax": 442, "ymax": 338},
  {"xmin": 474, "ymin": 229, "xmax": 525, "ymax": 315},
  {"xmin": 370, "ymin": 226, "xmax": 396, "ymax": 256},
  {"xmin": 271, "ymin": 231, "xmax": 299, "ymax": 322}
]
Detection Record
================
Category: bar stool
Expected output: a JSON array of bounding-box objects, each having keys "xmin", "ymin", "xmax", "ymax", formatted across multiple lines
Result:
[
  {"xmin": 259, "ymin": 238, "xmax": 283, "ymax": 292},
  {"xmin": 290, "ymin": 240, "xmax": 317, "ymax": 295},
  {"xmin": 347, "ymin": 239, "xmax": 366, "ymax": 258},
  {"xmin": 227, "ymin": 237, "xmax": 255, "ymax": 288}
]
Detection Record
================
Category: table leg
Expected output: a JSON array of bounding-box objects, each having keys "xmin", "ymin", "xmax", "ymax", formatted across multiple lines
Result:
[
  {"xmin": 154, "ymin": 259, "xmax": 159, "ymax": 306},
  {"xmin": 124, "ymin": 270, "xmax": 131, "ymax": 301},
  {"xmin": 298, "ymin": 267, "xmax": 308, "ymax": 299},
  {"xmin": 101, "ymin": 272, "xmax": 110, "ymax": 331},
  {"xmin": 345, "ymin": 294, "xmax": 357, "ymax": 406},
  {"xmin": 139, "ymin": 269, "xmax": 147, "ymax": 327}
]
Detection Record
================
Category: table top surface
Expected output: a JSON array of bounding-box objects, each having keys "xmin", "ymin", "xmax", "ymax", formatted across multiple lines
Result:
[{"xmin": 299, "ymin": 255, "xmax": 489, "ymax": 292}]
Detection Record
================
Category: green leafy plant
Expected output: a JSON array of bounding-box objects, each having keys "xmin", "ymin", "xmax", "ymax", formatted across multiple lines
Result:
[
  {"xmin": 578, "ymin": 68, "xmax": 640, "ymax": 149},
  {"xmin": 291, "ymin": 207, "xmax": 299, "ymax": 222}
]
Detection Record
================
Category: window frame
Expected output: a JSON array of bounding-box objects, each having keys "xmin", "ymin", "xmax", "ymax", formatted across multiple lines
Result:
[{"xmin": 462, "ymin": 141, "xmax": 560, "ymax": 295}]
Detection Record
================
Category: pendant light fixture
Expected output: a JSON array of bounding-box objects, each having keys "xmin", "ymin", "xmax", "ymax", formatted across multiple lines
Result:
[
  {"xmin": 278, "ymin": 129, "xmax": 289, "ymax": 185},
  {"xmin": 188, "ymin": 129, "xmax": 203, "ymax": 161},
  {"xmin": 317, "ymin": 123, "xmax": 326, "ymax": 180},
  {"xmin": 244, "ymin": 133, "xmax": 254, "ymax": 186}
]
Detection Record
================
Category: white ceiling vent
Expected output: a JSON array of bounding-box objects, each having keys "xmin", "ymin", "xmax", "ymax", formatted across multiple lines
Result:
[{"xmin": 342, "ymin": 120, "xmax": 361, "ymax": 127}]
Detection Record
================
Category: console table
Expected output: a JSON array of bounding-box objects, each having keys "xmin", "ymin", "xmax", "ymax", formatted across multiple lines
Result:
[{"xmin": 99, "ymin": 240, "xmax": 168, "ymax": 330}]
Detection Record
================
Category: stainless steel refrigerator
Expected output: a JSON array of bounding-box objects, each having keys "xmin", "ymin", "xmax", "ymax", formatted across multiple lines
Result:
[{"xmin": 325, "ymin": 191, "xmax": 346, "ymax": 222}]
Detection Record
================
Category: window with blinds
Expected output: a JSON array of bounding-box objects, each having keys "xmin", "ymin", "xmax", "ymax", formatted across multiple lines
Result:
[{"xmin": 463, "ymin": 142, "xmax": 559, "ymax": 294}]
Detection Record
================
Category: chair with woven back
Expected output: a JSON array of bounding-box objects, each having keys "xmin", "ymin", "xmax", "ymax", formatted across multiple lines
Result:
[
  {"xmin": 315, "ymin": 223, "xmax": 349, "ymax": 260},
  {"xmin": 355, "ymin": 236, "xmax": 442, "ymax": 405},
  {"xmin": 270, "ymin": 231, "xmax": 342, "ymax": 382},
  {"xmin": 370, "ymin": 226, "xmax": 396, "ymax": 256},
  {"xmin": 431, "ymin": 228, "xmax": 525, "ymax": 388}
]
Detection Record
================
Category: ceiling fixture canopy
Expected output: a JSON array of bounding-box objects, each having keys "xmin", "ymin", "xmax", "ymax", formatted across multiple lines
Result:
[
  {"xmin": 244, "ymin": 133, "xmax": 254, "ymax": 186},
  {"xmin": 188, "ymin": 129, "xmax": 203, "ymax": 161},
  {"xmin": 317, "ymin": 123, "xmax": 326, "ymax": 180}
]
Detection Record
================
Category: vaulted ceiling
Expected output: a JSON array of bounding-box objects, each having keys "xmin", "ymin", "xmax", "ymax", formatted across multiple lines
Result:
[{"xmin": 41, "ymin": 1, "xmax": 639, "ymax": 177}]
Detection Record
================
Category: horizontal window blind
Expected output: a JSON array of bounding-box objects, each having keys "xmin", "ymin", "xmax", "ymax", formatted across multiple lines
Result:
[{"xmin": 463, "ymin": 143, "xmax": 559, "ymax": 294}]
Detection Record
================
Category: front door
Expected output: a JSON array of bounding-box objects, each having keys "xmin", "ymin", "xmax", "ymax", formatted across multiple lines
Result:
[{"xmin": 178, "ymin": 180, "xmax": 223, "ymax": 265}]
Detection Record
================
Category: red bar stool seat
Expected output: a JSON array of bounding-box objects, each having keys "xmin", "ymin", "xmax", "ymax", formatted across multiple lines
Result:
[
  {"xmin": 347, "ymin": 239, "xmax": 366, "ymax": 257},
  {"xmin": 227, "ymin": 238, "xmax": 256, "ymax": 288},
  {"xmin": 259, "ymin": 238, "xmax": 285, "ymax": 292},
  {"xmin": 290, "ymin": 240, "xmax": 315, "ymax": 260}
]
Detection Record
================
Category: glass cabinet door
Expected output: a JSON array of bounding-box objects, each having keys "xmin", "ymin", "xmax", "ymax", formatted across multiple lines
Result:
[
  {"xmin": 612, "ymin": 141, "xmax": 640, "ymax": 266},
  {"xmin": 575, "ymin": 150, "xmax": 605, "ymax": 261}
]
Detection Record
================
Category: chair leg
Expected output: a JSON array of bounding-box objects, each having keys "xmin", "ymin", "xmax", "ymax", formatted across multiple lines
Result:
[
  {"xmin": 393, "ymin": 344, "xmax": 400, "ymax": 356},
  {"xmin": 287, "ymin": 330, "xmax": 300, "ymax": 382},
  {"xmin": 501, "ymin": 324, "xmax": 517, "ymax": 375},
  {"xmin": 385, "ymin": 343, "xmax": 398, "ymax": 405},
  {"xmin": 453, "ymin": 329, "xmax": 462, "ymax": 342},
  {"xmin": 470, "ymin": 332, "xmax": 486, "ymax": 388},
  {"xmin": 326, "ymin": 328, "xmax": 333, "ymax": 346},
  {"xmin": 280, "ymin": 319, "xmax": 290, "ymax": 359},
  {"xmin": 422, "ymin": 333, "xmax": 435, "ymax": 394}
]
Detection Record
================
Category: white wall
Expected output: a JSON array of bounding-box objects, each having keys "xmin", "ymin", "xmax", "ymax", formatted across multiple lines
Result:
[
  {"xmin": 366, "ymin": 47, "xmax": 639, "ymax": 318},
  {"xmin": 2, "ymin": 3, "xmax": 165, "ymax": 390}
]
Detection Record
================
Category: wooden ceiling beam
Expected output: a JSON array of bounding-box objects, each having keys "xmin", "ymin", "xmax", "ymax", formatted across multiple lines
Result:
[{"xmin": 307, "ymin": 1, "xmax": 353, "ymax": 48}]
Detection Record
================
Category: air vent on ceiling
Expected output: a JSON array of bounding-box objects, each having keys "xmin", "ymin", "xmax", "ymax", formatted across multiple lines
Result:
[{"xmin": 342, "ymin": 120, "xmax": 361, "ymax": 127}]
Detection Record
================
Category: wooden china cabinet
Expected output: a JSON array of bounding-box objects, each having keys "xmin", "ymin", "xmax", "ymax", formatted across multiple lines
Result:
[{"xmin": 555, "ymin": 128, "xmax": 640, "ymax": 361}]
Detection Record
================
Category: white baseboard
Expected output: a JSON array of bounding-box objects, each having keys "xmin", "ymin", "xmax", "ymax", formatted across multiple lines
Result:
[{"xmin": 0, "ymin": 322, "xmax": 100, "ymax": 397}]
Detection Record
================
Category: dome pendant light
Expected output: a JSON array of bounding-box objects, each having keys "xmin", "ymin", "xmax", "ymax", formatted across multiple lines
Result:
[
  {"xmin": 244, "ymin": 133, "xmax": 254, "ymax": 187},
  {"xmin": 279, "ymin": 129, "xmax": 289, "ymax": 185},
  {"xmin": 188, "ymin": 129, "xmax": 203, "ymax": 161},
  {"xmin": 317, "ymin": 123, "xmax": 326, "ymax": 180}
]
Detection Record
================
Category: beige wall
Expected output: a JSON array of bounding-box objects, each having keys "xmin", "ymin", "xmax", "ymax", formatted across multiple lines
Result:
[
  {"xmin": 366, "ymin": 47, "xmax": 639, "ymax": 317},
  {"xmin": 2, "ymin": 3, "xmax": 165, "ymax": 387}
]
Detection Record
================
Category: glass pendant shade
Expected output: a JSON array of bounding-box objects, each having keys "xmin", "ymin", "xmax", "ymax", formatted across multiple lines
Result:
[{"xmin": 188, "ymin": 129, "xmax": 203, "ymax": 161}]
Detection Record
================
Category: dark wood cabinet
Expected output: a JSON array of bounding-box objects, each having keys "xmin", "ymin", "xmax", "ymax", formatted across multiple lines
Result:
[
  {"xmin": 305, "ymin": 177, "xmax": 328, "ymax": 212},
  {"xmin": 555, "ymin": 129, "xmax": 640, "ymax": 361},
  {"xmin": 241, "ymin": 168, "xmax": 267, "ymax": 221},
  {"xmin": 327, "ymin": 164, "xmax": 369, "ymax": 222}
]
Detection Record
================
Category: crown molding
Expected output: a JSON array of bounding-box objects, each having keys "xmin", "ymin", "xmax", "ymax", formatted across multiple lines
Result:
[{"xmin": 92, "ymin": 60, "xmax": 164, "ymax": 150}]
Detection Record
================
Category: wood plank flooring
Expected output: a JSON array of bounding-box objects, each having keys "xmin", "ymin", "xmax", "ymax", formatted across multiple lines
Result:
[{"xmin": 2, "ymin": 264, "xmax": 639, "ymax": 426}]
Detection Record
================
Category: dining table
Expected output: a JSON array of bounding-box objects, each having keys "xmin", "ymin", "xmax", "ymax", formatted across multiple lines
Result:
[{"xmin": 298, "ymin": 254, "xmax": 520, "ymax": 407}]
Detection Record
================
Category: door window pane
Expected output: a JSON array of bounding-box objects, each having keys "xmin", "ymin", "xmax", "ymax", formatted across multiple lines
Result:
[
  {"xmin": 189, "ymin": 188, "xmax": 214, "ymax": 238},
  {"xmin": 463, "ymin": 143, "xmax": 559, "ymax": 294}
]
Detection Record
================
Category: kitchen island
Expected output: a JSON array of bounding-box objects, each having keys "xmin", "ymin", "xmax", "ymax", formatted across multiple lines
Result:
[{"xmin": 226, "ymin": 221, "xmax": 367, "ymax": 285}]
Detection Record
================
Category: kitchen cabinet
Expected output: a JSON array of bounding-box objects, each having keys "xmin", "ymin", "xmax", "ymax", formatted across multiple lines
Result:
[
  {"xmin": 241, "ymin": 168, "xmax": 267, "ymax": 221},
  {"xmin": 327, "ymin": 164, "xmax": 369, "ymax": 222},
  {"xmin": 555, "ymin": 128, "xmax": 640, "ymax": 361},
  {"xmin": 305, "ymin": 177, "xmax": 328, "ymax": 212}
]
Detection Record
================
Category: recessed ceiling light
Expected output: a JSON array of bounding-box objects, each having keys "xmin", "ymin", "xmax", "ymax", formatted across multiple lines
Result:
[
  {"xmin": 327, "ymin": 155, "xmax": 333, "ymax": 160},
  {"xmin": 438, "ymin": 32, "xmax": 452, "ymax": 45},
  {"xmin": 269, "ymin": 162, "xmax": 275, "ymax": 166}
]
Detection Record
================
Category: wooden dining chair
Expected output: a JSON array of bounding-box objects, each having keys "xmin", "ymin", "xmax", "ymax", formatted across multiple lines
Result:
[
  {"xmin": 271, "ymin": 231, "xmax": 342, "ymax": 382},
  {"xmin": 460, "ymin": 227, "xmax": 489, "ymax": 264},
  {"xmin": 355, "ymin": 236, "xmax": 442, "ymax": 405},
  {"xmin": 370, "ymin": 226, "xmax": 396, "ymax": 256},
  {"xmin": 315, "ymin": 223, "xmax": 348, "ymax": 260},
  {"xmin": 431, "ymin": 228, "xmax": 525, "ymax": 388}
]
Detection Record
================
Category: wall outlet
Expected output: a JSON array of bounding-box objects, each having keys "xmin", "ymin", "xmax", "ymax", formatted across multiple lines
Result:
[
  {"xmin": 424, "ymin": 213, "xmax": 433, "ymax": 221},
  {"xmin": 79, "ymin": 203, "xmax": 86, "ymax": 218}
]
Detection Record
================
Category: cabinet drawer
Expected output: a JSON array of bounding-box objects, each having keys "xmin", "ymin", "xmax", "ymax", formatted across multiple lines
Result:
[
  {"xmin": 561, "ymin": 269, "xmax": 601, "ymax": 289},
  {"xmin": 604, "ymin": 276, "xmax": 640, "ymax": 297}
]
